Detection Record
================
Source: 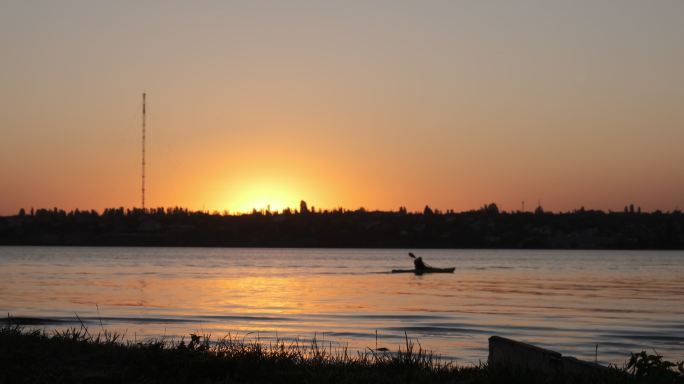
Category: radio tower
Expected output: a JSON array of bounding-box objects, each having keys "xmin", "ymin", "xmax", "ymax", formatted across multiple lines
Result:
[{"xmin": 141, "ymin": 92, "xmax": 146, "ymax": 211}]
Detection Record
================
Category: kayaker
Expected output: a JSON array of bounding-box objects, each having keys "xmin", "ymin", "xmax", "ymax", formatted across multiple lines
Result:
[{"xmin": 409, "ymin": 252, "xmax": 427, "ymax": 271}]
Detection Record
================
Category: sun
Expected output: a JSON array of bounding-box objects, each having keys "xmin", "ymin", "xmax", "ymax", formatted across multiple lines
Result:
[{"xmin": 227, "ymin": 179, "xmax": 302, "ymax": 214}]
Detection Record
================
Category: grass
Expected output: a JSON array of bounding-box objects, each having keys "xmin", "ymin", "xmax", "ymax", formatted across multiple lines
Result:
[{"xmin": 0, "ymin": 320, "xmax": 681, "ymax": 384}]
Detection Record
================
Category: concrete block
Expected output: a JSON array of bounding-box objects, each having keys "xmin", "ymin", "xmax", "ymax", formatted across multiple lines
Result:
[
  {"xmin": 488, "ymin": 336, "xmax": 611, "ymax": 376},
  {"xmin": 489, "ymin": 336, "xmax": 562, "ymax": 373}
]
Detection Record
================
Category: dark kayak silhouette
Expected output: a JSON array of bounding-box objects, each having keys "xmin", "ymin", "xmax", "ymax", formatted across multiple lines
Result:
[
  {"xmin": 391, "ymin": 267, "xmax": 455, "ymax": 275},
  {"xmin": 392, "ymin": 252, "xmax": 455, "ymax": 274}
]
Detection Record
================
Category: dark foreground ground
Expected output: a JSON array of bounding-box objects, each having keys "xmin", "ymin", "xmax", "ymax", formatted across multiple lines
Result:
[{"xmin": 1, "ymin": 324, "xmax": 681, "ymax": 384}]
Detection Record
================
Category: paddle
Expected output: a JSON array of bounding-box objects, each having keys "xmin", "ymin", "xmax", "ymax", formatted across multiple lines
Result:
[{"xmin": 408, "ymin": 252, "xmax": 416, "ymax": 259}]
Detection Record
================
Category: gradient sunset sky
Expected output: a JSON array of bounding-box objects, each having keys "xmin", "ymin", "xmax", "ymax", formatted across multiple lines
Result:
[{"xmin": 1, "ymin": 1, "xmax": 683, "ymax": 215}]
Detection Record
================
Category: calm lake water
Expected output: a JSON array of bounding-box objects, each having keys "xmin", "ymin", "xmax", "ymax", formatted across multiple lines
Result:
[{"xmin": 1, "ymin": 247, "xmax": 682, "ymax": 364}]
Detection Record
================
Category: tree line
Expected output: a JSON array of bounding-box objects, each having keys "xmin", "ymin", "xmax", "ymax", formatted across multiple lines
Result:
[{"xmin": 2, "ymin": 202, "xmax": 683, "ymax": 249}]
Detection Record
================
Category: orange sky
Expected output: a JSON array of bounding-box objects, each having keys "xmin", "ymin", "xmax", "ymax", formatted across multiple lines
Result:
[{"xmin": 1, "ymin": 1, "xmax": 683, "ymax": 215}]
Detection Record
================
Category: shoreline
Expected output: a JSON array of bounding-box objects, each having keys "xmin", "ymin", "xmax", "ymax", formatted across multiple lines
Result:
[
  {"xmin": 2, "ymin": 323, "xmax": 681, "ymax": 383},
  {"xmin": 4, "ymin": 245, "xmax": 684, "ymax": 250},
  {"xmin": 3, "ymin": 208, "xmax": 683, "ymax": 250},
  {"xmin": 0, "ymin": 325, "xmax": 664, "ymax": 384}
]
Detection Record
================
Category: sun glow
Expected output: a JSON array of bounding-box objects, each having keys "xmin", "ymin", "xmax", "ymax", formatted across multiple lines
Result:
[{"xmin": 227, "ymin": 179, "xmax": 303, "ymax": 214}]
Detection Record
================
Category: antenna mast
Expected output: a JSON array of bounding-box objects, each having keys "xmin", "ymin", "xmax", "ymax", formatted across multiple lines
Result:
[{"xmin": 141, "ymin": 92, "xmax": 146, "ymax": 211}]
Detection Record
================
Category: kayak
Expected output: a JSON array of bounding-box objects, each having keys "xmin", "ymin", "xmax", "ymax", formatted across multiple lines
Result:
[{"xmin": 391, "ymin": 267, "xmax": 455, "ymax": 275}]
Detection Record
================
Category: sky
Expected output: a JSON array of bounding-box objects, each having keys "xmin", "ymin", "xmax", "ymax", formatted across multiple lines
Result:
[{"xmin": 1, "ymin": 1, "xmax": 683, "ymax": 215}]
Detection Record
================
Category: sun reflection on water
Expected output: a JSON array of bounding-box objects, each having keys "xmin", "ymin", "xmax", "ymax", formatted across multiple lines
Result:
[{"xmin": 1, "ymin": 247, "xmax": 683, "ymax": 364}]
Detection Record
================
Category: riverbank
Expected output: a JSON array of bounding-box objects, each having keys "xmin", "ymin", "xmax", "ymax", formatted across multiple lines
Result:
[
  {"xmin": 2, "ymin": 324, "xmax": 679, "ymax": 384},
  {"xmin": 3, "ymin": 207, "xmax": 682, "ymax": 249}
]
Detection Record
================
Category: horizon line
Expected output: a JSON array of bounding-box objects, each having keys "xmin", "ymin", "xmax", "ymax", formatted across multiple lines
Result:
[{"xmin": 4, "ymin": 202, "xmax": 681, "ymax": 217}]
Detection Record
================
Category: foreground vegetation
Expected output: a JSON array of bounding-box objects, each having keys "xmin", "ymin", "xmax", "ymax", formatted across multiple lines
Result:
[{"xmin": 1, "ymin": 323, "xmax": 682, "ymax": 384}]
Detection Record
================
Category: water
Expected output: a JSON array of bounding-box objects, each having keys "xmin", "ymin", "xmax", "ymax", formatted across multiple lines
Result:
[{"xmin": 1, "ymin": 247, "xmax": 682, "ymax": 365}]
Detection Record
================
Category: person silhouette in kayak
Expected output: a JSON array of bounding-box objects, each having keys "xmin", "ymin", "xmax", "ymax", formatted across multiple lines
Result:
[{"xmin": 409, "ymin": 252, "xmax": 427, "ymax": 271}]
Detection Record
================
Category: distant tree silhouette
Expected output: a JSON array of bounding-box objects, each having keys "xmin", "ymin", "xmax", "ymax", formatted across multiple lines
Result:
[
  {"xmin": 1, "ymin": 203, "xmax": 683, "ymax": 249},
  {"xmin": 300, "ymin": 200, "xmax": 309, "ymax": 214},
  {"xmin": 480, "ymin": 203, "xmax": 499, "ymax": 215}
]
